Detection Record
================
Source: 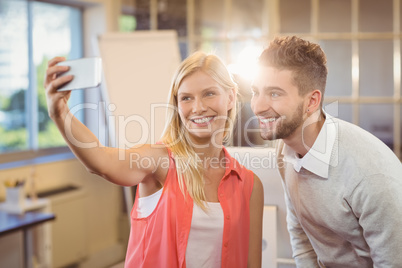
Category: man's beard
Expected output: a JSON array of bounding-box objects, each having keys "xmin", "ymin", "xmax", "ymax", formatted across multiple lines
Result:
[{"xmin": 260, "ymin": 102, "xmax": 304, "ymax": 140}]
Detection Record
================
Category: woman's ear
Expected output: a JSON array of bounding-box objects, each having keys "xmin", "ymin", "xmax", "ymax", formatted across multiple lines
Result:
[
  {"xmin": 306, "ymin": 89, "xmax": 322, "ymax": 114},
  {"xmin": 227, "ymin": 88, "xmax": 236, "ymax": 111}
]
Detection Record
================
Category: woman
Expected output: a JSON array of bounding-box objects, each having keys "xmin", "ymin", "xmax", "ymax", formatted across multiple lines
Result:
[{"xmin": 45, "ymin": 51, "xmax": 263, "ymax": 268}]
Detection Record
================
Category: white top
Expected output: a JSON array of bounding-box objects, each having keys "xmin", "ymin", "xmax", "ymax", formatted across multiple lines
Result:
[
  {"xmin": 137, "ymin": 190, "xmax": 224, "ymax": 267},
  {"xmin": 136, "ymin": 188, "xmax": 162, "ymax": 218},
  {"xmin": 186, "ymin": 202, "xmax": 224, "ymax": 268}
]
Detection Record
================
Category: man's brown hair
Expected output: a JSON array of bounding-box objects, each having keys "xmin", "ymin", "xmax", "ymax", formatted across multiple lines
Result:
[{"xmin": 259, "ymin": 36, "xmax": 328, "ymax": 102}]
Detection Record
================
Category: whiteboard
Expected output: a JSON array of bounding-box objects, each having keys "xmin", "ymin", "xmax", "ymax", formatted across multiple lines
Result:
[
  {"xmin": 97, "ymin": 31, "xmax": 181, "ymax": 148},
  {"xmin": 97, "ymin": 31, "xmax": 181, "ymax": 218}
]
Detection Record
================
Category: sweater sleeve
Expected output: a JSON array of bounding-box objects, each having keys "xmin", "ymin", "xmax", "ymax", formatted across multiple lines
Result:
[
  {"xmin": 283, "ymin": 186, "xmax": 320, "ymax": 268},
  {"xmin": 349, "ymin": 174, "xmax": 402, "ymax": 267}
]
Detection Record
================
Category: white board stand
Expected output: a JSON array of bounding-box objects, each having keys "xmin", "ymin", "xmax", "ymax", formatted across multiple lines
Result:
[{"xmin": 97, "ymin": 30, "xmax": 181, "ymax": 221}]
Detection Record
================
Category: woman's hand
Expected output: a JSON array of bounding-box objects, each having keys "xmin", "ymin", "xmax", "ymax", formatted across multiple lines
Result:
[{"xmin": 44, "ymin": 57, "xmax": 74, "ymax": 120}]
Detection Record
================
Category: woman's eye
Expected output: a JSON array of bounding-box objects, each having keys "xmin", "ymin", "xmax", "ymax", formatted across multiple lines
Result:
[
  {"xmin": 206, "ymin": 91, "xmax": 215, "ymax": 97},
  {"xmin": 181, "ymin": 96, "xmax": 190, "ymax": 101}
]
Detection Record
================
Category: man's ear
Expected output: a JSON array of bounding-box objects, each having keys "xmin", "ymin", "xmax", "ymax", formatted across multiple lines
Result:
[{"xmin": 306, "ymin": 89, "xmax": 322, "ymax": 114}]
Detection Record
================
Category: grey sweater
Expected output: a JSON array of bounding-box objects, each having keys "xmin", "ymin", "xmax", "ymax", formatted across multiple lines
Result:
[{"xmin": 276, "ymin": 116, "xmax": 402, "ymax": 268}]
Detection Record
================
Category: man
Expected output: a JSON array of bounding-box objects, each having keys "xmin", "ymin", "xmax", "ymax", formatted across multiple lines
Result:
[{"xmin": 251, "ymin": 35, "xmax": 402, "ymax": 267}]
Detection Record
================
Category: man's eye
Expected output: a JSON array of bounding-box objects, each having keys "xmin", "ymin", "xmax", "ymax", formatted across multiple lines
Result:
[{"xmin": 271, "ymin": 92, "xmax": 279, "ymax": 98}]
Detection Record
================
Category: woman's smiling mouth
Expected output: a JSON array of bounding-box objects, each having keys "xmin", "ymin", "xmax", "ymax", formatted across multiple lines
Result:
[{"xmin": 190, "ymin": 116, "xmax": 214, "ymax": 125}]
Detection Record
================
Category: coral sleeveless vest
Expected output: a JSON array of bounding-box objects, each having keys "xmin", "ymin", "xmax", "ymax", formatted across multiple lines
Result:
[{"xmin": 124, "ymin": 147, "xmax": 254, "ymax": 268}]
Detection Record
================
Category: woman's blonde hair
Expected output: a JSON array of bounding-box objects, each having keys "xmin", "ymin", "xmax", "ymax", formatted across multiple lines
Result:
[{"xmin": 160, "ymin": 51, "xmax": 239, "ymax": 210}]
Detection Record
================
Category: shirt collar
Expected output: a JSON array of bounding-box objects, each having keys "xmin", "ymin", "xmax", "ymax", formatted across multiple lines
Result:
[
  {"xmin": 282, "ymin": 112, "xmax": 337, "ymax": 179},
  {"xmin": 222, "ymin": 146, "xmax": 243, "ymax": 181}
]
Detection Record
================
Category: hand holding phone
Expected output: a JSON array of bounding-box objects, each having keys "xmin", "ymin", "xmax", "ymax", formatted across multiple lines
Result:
[{"xmin": 56, "ymin": 57, "xmax": 102, "ymax": 91}]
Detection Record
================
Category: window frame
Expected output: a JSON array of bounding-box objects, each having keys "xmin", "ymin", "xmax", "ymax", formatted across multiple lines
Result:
[
  {"xmin": 119, "ymin": 0, "xmax": 401, "ymax": 159},
  {"xmin": 0, "ymin": 0, "xmax": 87, "ymax": 167}
]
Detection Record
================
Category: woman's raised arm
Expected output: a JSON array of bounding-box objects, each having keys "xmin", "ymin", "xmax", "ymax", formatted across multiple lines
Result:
[{"xmin": 44, "ymin": 57, "xmax": 168, "ymax": 186}]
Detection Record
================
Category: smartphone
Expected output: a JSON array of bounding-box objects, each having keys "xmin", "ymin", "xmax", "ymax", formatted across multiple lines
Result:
[{"xmin": 56, "ymin": 57, "xmax": 102, "ymax": 91}]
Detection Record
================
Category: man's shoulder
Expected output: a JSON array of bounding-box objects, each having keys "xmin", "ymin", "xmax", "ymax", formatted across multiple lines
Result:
[
  {"xmin": 334, "ymin": 117, "xmax": 391, "ymax": 151},
  {"xmin": 330, "ymin": 117, "xmax": 401, "ymax": 177}
]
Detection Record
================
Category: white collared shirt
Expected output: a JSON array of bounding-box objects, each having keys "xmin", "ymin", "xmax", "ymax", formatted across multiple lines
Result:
[{"xmin": 282, "ymin": 112, "xmax": 337, "ymax": 178}]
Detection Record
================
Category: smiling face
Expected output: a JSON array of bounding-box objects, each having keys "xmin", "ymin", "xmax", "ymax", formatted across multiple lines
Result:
[
  {"xmin": 177, "ymin": 70, "xmax": 234, "ymax": 144},
  {"xmin": 251, "ymin": 66, "xmax": 308, "ymax": 141}
]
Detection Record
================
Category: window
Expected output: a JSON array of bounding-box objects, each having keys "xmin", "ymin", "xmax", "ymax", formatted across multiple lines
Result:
[
  {"xmin": 120, "ymin": 0, "xmax": 401, "ymax": 159},
  {"xmin": 0, "ymin": 0, "xmax": 83, "ymax": 155},
  {"xmin": 314, "ymin": 0, "xmax": 401, "ymax": 157}
]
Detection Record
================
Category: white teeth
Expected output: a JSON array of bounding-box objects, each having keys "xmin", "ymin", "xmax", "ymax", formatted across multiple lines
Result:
[
  {"xmin": 192, "ymin": 117, "xmax": 213, "ymax": 124},
  {"xmin": 260, "ymin": 117, "xmax": 277, "ymax": 123}
]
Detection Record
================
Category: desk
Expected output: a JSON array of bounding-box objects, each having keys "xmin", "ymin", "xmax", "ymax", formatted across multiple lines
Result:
[{"xmin": 0, "ymin": 211, "xmax": 55, "ymax": 268}]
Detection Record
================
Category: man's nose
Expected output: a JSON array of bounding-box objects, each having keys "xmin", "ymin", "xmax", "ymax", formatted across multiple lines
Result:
[{"xmin": 251, "ymin": 94, "xmax": 270, "ymax": 115}]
